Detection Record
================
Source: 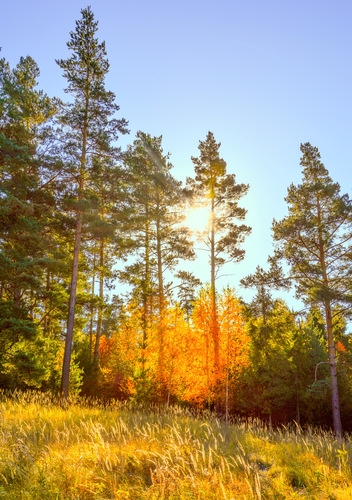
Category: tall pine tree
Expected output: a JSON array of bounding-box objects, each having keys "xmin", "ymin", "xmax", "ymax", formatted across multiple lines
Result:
[
  {"xmin": 187, "ymin": 132, "xmax": 250, "ymax": 380},
  {"xmin": 272, "ymin": 142, "xmax": 352, "ymax": 436},
  {"xmin": 57, "ymin": 6, "xmax": 128, "ymax": 398}
]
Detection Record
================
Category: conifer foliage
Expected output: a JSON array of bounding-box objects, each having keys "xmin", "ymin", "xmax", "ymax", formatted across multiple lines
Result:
[
  {"xmin": 273, "ymin": 143, "xmax": 352, "ymax": 436},
  {"xmin": 0, "ymin": 56, "xmax": 60, "ymax": 388},
  {"xmin": 188, "ymin": 132, "xmax": 251, "ymax": 292},
  {"xmin": 56, "ymin": 6, "xmax": 128, "ymax": 398}
]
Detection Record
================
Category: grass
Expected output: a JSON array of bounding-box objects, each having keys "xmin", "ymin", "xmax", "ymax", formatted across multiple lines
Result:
[{"xmin": 0, "ymin": 391, "xmax": 352, "ymax": 499}]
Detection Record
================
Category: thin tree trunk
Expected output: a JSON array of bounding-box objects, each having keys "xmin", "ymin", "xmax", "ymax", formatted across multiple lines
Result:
[
  {"xmin": 225, "ymin": 298, "xmax": 230, "ymax": 423},
  {"xmin": 206, "ymin": 327, "xmax": 210, "ymax": 409},
  {"xmin": 225, "ymin": 366, "xmax": 229, "ymax": 423},
  {"xmin": 43, "ymin": 271, "xmax": 50, "ymax": 336},
  {"xmin": 210, "ymin": 196, "xmax": 220, "ymax": 400},
  {"xmin": 325, "ymin": 302, "xmax": 342, "ymax": 437},
  {"xmin": 61, "ymin": 209, "xmax": 83, "ymax": 398},
  {"xmin": 29, "ymin": 287, "xmax": 34, "ymax": 319},
  {"xmin": 61, "ymin": 98, "xmax": 87, "ymax": 399},
  {"xmin": 14, "ymin": 287, "xmax": 21, "ymax": 309},
  {"xmin": 167, "ymin": 357, "xmax": 174, "ymax": 408},
  {"xmin": 317, "ymin": 196, "xmax": 342, "ymax": 437},
  {"xmin": 89, "ymin": 246, "xmax": 96, "ymax": 361},
  {"xmin": 141, "ymin": 204, "xmax": 150, "ymax": 381},
  {"xmin": 156, "ymin": 205, "xmax": 165, "ymax": 393},
  {"xmin": 296, "ymin": 397, "xmax": 300, "ymax": 426},
  {"xmin": 93, "ymin": 238, "xmax": 104, "ymax": 372},
  {"xmin": 268, "ymin": 410, "xmax": 272, "ymax": 430}
]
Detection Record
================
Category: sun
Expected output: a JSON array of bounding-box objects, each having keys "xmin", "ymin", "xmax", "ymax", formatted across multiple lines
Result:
[{"xmin": 184, "ymin": 204, "xmax": 211, "ymax": 234}]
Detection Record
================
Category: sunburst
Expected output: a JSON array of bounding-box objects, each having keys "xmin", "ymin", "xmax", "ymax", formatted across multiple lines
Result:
[{"xmin": 184, "ymin": 203, "xmax": 211, "ymax": 234}]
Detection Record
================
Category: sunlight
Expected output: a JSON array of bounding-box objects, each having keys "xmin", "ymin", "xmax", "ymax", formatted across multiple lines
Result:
[{"xmin": 184, "ymin": 204, "xmax": 211, "ymax": 234}]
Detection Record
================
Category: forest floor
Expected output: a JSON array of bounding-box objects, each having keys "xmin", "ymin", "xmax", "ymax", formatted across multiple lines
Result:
[{"xmin": 0, "ymin": 391, "xmax": 352, "ymax": 499}]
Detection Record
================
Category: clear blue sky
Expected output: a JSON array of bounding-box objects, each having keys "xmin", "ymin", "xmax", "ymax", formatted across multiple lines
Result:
[{"xmin": 2, "ymin": 0, "xmax": 352, "ymax": 306}]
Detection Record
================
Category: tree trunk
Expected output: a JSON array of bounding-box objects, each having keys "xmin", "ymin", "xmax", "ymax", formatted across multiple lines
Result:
[
  {"xmin": 225, "ymin": 366, "xmax": 229, "ymax": 423},
  {"xmin": 43, "ymin": 271, "xmax": 50, "ymax": 336},
  {"xmin": 296, "ymin": 397, "xmax": 300, "ymax": 426},
  {"xmin": 89, "ymin": 245, "xmax": 96, "ymax": 361},
  {"xmin": 93, "ymin": 238, "xmax": 104, "ymax": 373},
  {"xmin": 141, "ymin": 204, "xmax": 150, "ymax": 381},
  {"xmin": 156, "ymin": 205, "xmax": 165, "ymax": 393},
  {"xmin": 61, "ymin": 98, "xmax": 87, "ymax": 399},
  {"xmin": 167, "ymin": 357, "xmax": 174, "ymax": 408},
  {"xmin": 317, "ymin": 196, "xmax": 342, "ymax": 437},
  {"xmin": 61, "ymin": 209, "xmax": 83, "ymax": 399},
  {"xmin": 210, "ymin": 196, "xmax": 220, "ymax": 396},
  {"xmin": 325, "ymin": 302, "xmax": 342, "ymax": 437},
  {"xmin": 225, "ymin": 300, "xmax": 230, "ymax": 423}
]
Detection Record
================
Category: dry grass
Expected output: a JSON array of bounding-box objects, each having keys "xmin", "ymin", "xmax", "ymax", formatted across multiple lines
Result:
[{"xmin": 0, "ymin": 391, "xmax": 352, "ymax": 499}]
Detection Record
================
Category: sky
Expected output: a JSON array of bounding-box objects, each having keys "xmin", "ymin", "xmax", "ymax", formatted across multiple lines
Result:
[{"xmin": 2, "ymin": 0, "xmax": 352, "ymax": 307}]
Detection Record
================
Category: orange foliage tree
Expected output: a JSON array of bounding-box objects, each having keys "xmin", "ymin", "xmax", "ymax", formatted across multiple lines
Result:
[
  {"xmin": 97, "ymin": 302, "xmax": 143, "ymax": 399},
  {"xmin": 181, "ymin": 286, "xmax": 215, "ymax": 406},
  {"xmin": 217, "ymin": 287, "xmax": 250, "ymax": 418},
  {"xmin": 179, "ymin": 286, "xmax": 250, "ymax": 411},
  {"xmin": 98, "ymin": 299, "xmax": 189, "ymax": 402},
  {"xmin": 96, "ymin": 287, "xmax": 250, "ymax": 413}
]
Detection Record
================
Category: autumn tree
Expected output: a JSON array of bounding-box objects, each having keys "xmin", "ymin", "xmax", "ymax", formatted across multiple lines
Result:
[
  {"xmin": 181, "ymin": 286, "xmax": 249, "ymax": 410},
  {"xmin": 57, "ymin": 6, "xmax": 128, "ymax": 398},
  {"xmin": 272, "ymin": 142, "xmax": 352, "ymax": 436},
  {"xmin": 217, "ymin": 287, "xmax": 250, "ymax": 420}
]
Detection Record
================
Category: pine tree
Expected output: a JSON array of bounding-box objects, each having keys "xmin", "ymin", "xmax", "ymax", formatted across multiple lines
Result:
[
  {"xmin": 272, "ymin": 142, "xmax": 352, "ymax": 436},
  {"xmin": 57, "ymin": 6, "xmax": 128, "ymax": 398},
  {"xmin": 0, "ymin": 55, "xmax": 60, "ymax": 388},
  {"xmin": 122, "ymin": 131, "xmax": 194, "ymax": 395},
  {"xmin": 187, "ymin": 131, "xmax": 251, "ymax": 380},
  {"xmin": 240, "ymin": 258, "xmax": 290, "ymax": 323}
]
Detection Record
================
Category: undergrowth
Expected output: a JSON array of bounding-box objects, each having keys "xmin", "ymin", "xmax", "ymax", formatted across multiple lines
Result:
[{"xmin": 0, "ymin": 390, "xmax": 351, "ymax": 499}]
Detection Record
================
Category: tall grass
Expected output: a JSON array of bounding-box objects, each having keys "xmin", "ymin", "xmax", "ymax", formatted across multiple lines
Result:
[{"xmin": 0, "ymin": 390, "xmax": 351, "ymax": 499}]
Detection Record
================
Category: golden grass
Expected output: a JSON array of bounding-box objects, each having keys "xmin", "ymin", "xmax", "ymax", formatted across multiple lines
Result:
[{"xmin": 0, "ymin": 391, "xmax": 351, "ymax": 499}]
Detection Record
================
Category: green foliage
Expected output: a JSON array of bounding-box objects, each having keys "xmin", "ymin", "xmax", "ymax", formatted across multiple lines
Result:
[
  {"xmin": 187, "ymin": 131, "xmax": 251, "ymax": 289},
  {"xmin": 0, "ymin": 55, "xmax": 67, "ymax": 389},
  {"xmin": 238, "ymin": 300, "xmax": 333, "ymax": 427},
  {"xmin": 272, "ymin": 142, "xmax": 352, "ymax": 310},
  {"xmin": 122, "ymin": 131, "xmax": 194, "ymax": 304},
  {"xmin": 56, "ymin": 6, "xmax": 129, "ymax": 397}
]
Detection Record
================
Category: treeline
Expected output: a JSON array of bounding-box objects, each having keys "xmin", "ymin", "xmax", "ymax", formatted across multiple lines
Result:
[{"xmin": 1, "ymin": 7, "xmax": 352, "ymax": 434}]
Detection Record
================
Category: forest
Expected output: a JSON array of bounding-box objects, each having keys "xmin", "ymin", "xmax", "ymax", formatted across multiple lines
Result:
[{"xmin": 1, "ymin": 6, "xmax": 352, "ymax": 439}]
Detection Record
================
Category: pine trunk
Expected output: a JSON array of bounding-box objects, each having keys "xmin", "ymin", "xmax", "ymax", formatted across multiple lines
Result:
[
  {"xmin": 89, "ymin": 245, "xmax": 96, "ymax": 361},
  {"xmin": 93, "ymin": 238, "xmax": 104, "ymax": 373},
  {"xmin": 325, "ymin": 302, "xmax": 342, "ymax": 437},
  {"xmin": 210, "ymin": 196, "xmax": 220, "ymax": 390},
  {"xmin": 317, "ymin": 196, "xmax": 342, "ymax": 437},
  {"xmin": 141, "ymin": 204, "xmax": 150, "ymax": 380},
  {"xmin": 61, "ymin": 96, "xmax": 87, "ymax": 399},
  {"xmin": 61, "ymin": 209, "xmax": 83, "ymax": 398},
  {"xmin": 156, "ymin": 207, "xmax": 165, "ymax": 392}
]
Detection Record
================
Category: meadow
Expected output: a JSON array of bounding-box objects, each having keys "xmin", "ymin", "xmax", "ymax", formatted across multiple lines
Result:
[{"xmin": 0, "ymin": 392, "xmax": 352, "ymax": 499}]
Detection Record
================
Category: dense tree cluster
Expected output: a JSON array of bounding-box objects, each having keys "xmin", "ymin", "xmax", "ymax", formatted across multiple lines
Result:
[{"xmin": 1, "ymin": 7, "xmax": 352, "ymax": 435}]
